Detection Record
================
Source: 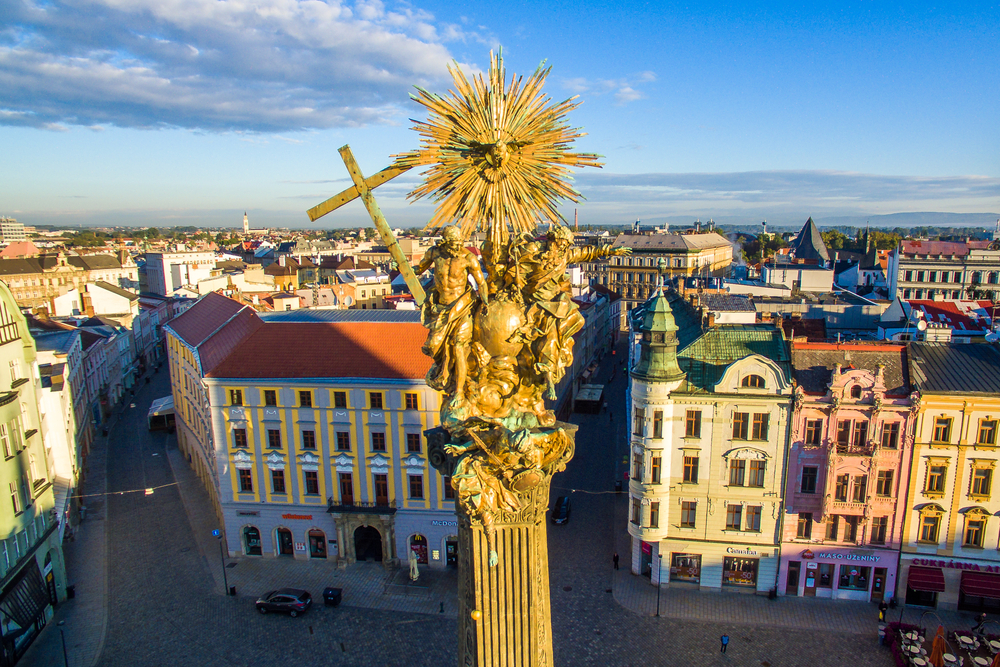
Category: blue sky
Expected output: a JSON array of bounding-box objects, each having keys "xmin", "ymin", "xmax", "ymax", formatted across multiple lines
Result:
[{"xmin": 1, "ymin": 0, "xmax": 998, "ymax": 229}]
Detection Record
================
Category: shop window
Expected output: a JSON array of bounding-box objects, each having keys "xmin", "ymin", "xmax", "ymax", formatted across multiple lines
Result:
[
  {"xmin": 442, "ymin": 475, "xmax": 454, "ymax": 501},
  {"xmin": 801, "ymin": 467, "xmax": 818, "ymax": 494},
  {"xmin": 243, "ymin": 526, "xmax": 262, "ymax": 556},
  {"xmin": 649, "ymin": 502, "xmax": 659, "ymax": 529},
  {"xmin": 369, "ymin": 392, "xmax": 383, "ymax": 409},
  {"xmin": 238, "ymin": 469, "xmax": 253, "ymax": 493},
  {"xmin": 742, "ymin": 375, "xmax": 765, "ymax": 389},
  {"xmin": 334, "ymin": 391, "xmax": 347, "ymax": 408},
  {"xmin": 919, "ymin": 515, "xmax": 940, "ymax": 543},
  {"xmin": 271, "ymin": 469, "xmax": 286, "ymax": 494},
  {"xmin": 850, "ymin": 385, "xmax": 862, "ymax": 399},
  {"xmin": 304, "ymin": 471, "xmax": 319, "ymax": 495},
  {"xmin": 826, "ymin": 515, "xmax": 839, "ymax": 540},
  {"xmin": 308, "ymin": 530, "xmax": 326, "ymax": 559},
  {"xmin": 371, "ymin": 432, "xmax": 386, "ymax": 452},
  {"xmin": 722, "ymin": 557, "xmax": 758, "ymax": 587},
  {"xmin": 264, "ymin": 390, "xmax": 277, "ymax": 406},
  {"xmin": 926, "ymin": 465, "xmax": 946, "ymax": 493},
  {"xmin": 298, "ymin": 391, "xmax": 312, "ymax": 408},
  {"xmin": 406, "ymin": 433, "xmax": 421, "ymax": 453},
  {"xmin": 851, "ymin": 475, "xmax": 867, "ymax": 503},
  {"xmin": 933, "ymin": 417, "xmax": 953, "ymax": 443},
  {"xmin": 729, "ymin": 460, "xmax": 746, "ymax": 486},
  {"xmin": 651, "ymin": 456, "xmax": 662, "ymax": 484},
  {"xmin": 882, "ymin": 423, "xmax": 900, "ymax": 449},
  {"xmin": 972, "ymin": 468, "xmax": 993, "ymax": 497},
  {"xmin": 817, "ymin": 563, "xmax": 834, "ymax": 587},
  {"xmin": 843, "ymin": 516, "xmax": 860, "ymax": 542},
  {"xmin": 339, "ymin": 473, "xmax": 354, "ymax": 504},
  {"xmin": 838, "ymin": 564, "xmax": 870, "ymax": 591},
  {"xmin": 405, "ymin": 393, "xmax": 419, "ymax": 410},
  {"xmin": 233, "ymin": 429, "xmax": 248, "ymax": 449},
  {"xmin": 336, "ymin": 431, "xmax": 351, "ymax": 451},
  {"xmin": 671, "ymin": 553, "xmax": 701, "ymax": 583},
  {"xmin": 797, "ymin": 513, "xmax": 812, "ymax": 538},
  {"xmin": 978, "ymin": 419, "xmax": 998, "ymax": 446},
  {"xmin": 835, "ymin": 474, "xmax": 849, "ymax": 502},
  {"xmin": 633, "ymin": 408, "xmax": 645, "ymax": 437},
  {"xmin": 267, "ymin": 429, "xmax": 282, "ymax": 449},
  {"xmin": 681, "ymin": 501, "xmax": 696, "ymax": 528},
  {"xmin": 732, "ymin": 412, "xmax": 749, "ymax": 440},
  {"xmin": 804, "ymin": 420, "xmax": 823, "ymax": 445},
  {"xmin": 302, "ymin": 430, "xmax": 316, "ymax": 449},
  {"xmin": 870, "ymin": 516, "xmax": 888, "ymax": 544},
  {"xmin": 229, "ymin": 389, "xmax": 243, "ymax": 406},
  {"xmin": 409, "ymin": 535, "xmax": 428, "ymax": 564},
  {"xmin": 752, "ymin": 413, "xmax": 769, "ymax": 440},
  {"xmin": 965, "ymin": 519, "xmax": 985, "ymax": 547},
  {"xmin": 725, "ymin": 504, "xmax": 742, "ymax": 530},
  {"xmin": 652, "ymin": 410, "xmax": 663, "ymax": 439},
  {"xmin": 748, "ymin": 460, "xmax": 766, "ymax": 487},
  {"xmin": 685, "ymin": 410, "xmax": 701, "ymax": 437},
  {"xmin": 745, "ymin": 506, "xmax": 762, "ymax": 532},
  {"xmin": 409, "ymin": 474, "xmax": 424, "ymax": 499},
  {"xmin": 682, "ymin": 456, "xmax": 698, "ymax": 484},
  {"xmin": 876, "ymin": 470, "xmax": 894, "ymax": 497}
]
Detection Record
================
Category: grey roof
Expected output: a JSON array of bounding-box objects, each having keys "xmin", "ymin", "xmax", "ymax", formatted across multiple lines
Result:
[
  {"xmin": 909, "ymin": 343, "xmax": 1000, "ymax": 394},
  {"xmin": 791, "ymin": 218, "xmax": 830, "ymax": 263},
  {"xmin": 31, "ymin": 329, "xmax": 80, "ymax": 355},
  {"xmin": 260, "ymin": 309, "xmax": 421, "ymax": 323},
  {"xmin": 611, "ymin": 233, "xmax": 731, "ymax": 252},
  {"xmin": 704, "ymin": 294, "xmax": 754, "ymax": 312},
  {"xmin": 792, "ymin": 346, "xmax": 910, "ymax": 396}
]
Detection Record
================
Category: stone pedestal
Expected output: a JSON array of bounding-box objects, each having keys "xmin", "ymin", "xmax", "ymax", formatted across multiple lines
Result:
[{"xmin": 428, "ymin": 422, "xmax": 576, "ymax": 667}]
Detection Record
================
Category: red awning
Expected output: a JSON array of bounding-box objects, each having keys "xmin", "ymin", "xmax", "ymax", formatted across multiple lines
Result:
[
  {"xmin": 908, "ymin": 566, "xmax": 946, "ymax": 593},
  {"xmin": 961, "ymin": 572, "xmax": 1000, "ymax": 599}
]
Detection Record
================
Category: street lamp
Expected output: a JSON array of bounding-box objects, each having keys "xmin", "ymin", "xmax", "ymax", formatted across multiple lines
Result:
[
  {"xmin": 655, "ymin": 553, "xmax": 663, "ymax": 617},
  {"xmin": 212, "ymin": 529, "xmax": 230, "ymax": 595},
  {"xmin": 58, "ymin": 620, "xmax": 68, "ymax": 667}
]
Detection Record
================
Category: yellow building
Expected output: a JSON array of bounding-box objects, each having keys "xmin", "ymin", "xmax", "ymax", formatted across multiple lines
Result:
[
  {"xmin": 200, "ymin": 309, "xmax": 457, "ymax": 569},
  {"xmin": 898, "ymin": 343, "xmax": 1000, "ymax": 611}
]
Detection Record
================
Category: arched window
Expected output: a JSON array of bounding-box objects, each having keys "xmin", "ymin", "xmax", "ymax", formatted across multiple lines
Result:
[
  {"xmin": 850, "ymin": 386, "xmax": 862, "ymax": 399},
  {"xmin": 742, "ymin": 375, "xmax": 765, "ymax": 389},
  {"xmin": 243, "ymin": 526, "xmax": 262, "ymax": 556},
  {"xmin": 409, "ymin": 534, "xmax": 428, "ymax": 564}
]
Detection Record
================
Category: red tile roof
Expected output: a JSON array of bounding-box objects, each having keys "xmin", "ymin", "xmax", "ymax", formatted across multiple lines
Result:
[
  {"xmin": 167, "ymin": 292, "xmax": 246, "ymax": 347},
  {"xmin": 900, "ymin": 239, "xmax": 989, "ymax": 256},
  {"xmin": 907, "ymin": 299, "xmax": 996, "ymax": 333},
  {"xmin": 199, "ymin": 308, "xmax": 265, "ymax": 374},
  {"xmin": 206, "ymin": 322, "xmax": 431, "ymax": 380}
]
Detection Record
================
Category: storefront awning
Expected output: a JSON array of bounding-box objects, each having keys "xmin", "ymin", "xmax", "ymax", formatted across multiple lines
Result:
[
  {"xmin": 907, "ymin": 566, "xmax": 946, "ymax": 593},
  {"xmin": 961, "ymin": 572, "xmax": 1000, "ymax": 599}
]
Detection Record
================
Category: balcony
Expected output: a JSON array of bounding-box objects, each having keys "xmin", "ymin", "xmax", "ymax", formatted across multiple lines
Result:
[
  {"xmin": 829, "ymin": 499, "xmax": 867, "ymax": 514},
  {"xmin": 835, "ymin": 442, "xmax": 874, "ymax": 456},
  {"xmin": 326, "ymin": 499, "xmax": 397, "ymax": 514}
]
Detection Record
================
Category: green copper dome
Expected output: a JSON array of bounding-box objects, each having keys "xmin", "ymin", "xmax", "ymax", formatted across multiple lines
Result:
[{"xmin": 632, "ymin": 288, "xmax": 686, "ymax": 383}]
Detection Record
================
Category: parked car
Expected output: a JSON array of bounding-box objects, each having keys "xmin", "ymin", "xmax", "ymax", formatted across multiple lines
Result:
[
  {"xmin": 255, "ymin": 588, "xmax": 312, "ymax": 617},
  {"xmin": 551, "ymin": 496, "xmax": 571, "ymax": 524}
]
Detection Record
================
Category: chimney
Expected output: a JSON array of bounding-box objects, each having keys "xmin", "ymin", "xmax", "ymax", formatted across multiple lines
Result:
[
  {"xmin": 707, "ymin": 312, "xmax": 716, "ymax": 327},
  {"xmin": 279, "ymin": 255, "xmax": 286, "ymax": 267}
]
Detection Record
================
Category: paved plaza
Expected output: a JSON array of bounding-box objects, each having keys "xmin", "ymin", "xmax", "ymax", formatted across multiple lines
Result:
[{"xmin": 17, "ymin": 350, "xmax": 972, "ymax": 666}]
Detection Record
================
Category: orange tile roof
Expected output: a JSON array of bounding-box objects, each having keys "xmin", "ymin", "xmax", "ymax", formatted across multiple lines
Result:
[{"xmin": 206, "ymin": 321, "xmax": 431, "ymax": 380}]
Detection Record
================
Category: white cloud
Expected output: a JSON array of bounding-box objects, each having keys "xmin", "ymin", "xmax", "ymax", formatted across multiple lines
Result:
[
  {"xmin": 0, "ymin": 0, "xmax": 483, "ymax": 132},
  {"xmin": 560, "ymin": 71, "xmax": 655, "ymax": 106}
]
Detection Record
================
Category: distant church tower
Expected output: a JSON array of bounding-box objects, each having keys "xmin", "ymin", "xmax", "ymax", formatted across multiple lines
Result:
[{"xmin": 243, "ymin": 211, "xmax": 249, "ymax": 235}]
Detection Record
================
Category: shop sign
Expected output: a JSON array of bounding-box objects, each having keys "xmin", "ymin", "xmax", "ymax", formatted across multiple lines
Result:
[
  {"xmin": 641, "ymin": 541, "xmax": 652, "ymax": 555},
  {"xmin": 282, "ymin": 514, "xmax": 313, "ymax": 520},
  {"xmin": 806, "ymin": 562, "xmax": 818, "ymax": 570},
  {"xmin": 432, "ymin": 520, "xmax": 458, "ymax": 527},
  {"xmin": 815, "ymin": 552, "xmax": 880, "ymax": 562},
  {"xmin": 913, "ymin": 558, "xmax": 1000, "ymax": 573},
  {"xmin": 801, "ymin": 549, "xmax": 815, "ymax": 560},
  {"xmin": 726, "ymin": 547, "xmax": 758, "ymax": 556},
  {"xmin": 295, "ymin": 542, "xmax": 306, "ymax": 551},
  {"xmin": 237, "ymin": 511, "xmax": 260, "ymax": 517}
]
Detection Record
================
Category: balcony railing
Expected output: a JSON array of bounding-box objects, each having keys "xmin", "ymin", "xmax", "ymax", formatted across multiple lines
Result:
[
  {"xmin": 835, "ymin": 442, "xmax": 874, "ymax": 456},
  {"xmin": 326, "ymin": 499, "xmax": 397, "ymax": 514}
]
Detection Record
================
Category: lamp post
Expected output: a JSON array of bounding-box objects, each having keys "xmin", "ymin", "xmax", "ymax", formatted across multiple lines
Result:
[
  {"xmin": 655, "ymin": 553, "xmax": 663, "ymax": 617},
  {"xmin": 212, "ymin": 529, "xmax": 230, "ymax": 595},
  {"xmin": 58, "ymin": 620, "xmax": 68, "ymax": 667}
]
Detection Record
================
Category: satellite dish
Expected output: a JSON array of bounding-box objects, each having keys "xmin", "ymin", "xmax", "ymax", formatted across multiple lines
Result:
[
  {"xmin": 987, "ymin": 332, "xmax": 1000, "ymax": 343},
  {"xmin": 917, "ymin": 320, "xmax": 928, "ymax": 331},
  {"xmin": 343, "ymin": 296, "xmax": 355, "ymax": 307}
]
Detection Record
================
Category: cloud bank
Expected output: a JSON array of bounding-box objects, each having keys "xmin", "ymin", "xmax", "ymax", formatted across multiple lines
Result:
[{"xmin": 0, "ymin": 0, "xmax": 481, "ymax": 132}]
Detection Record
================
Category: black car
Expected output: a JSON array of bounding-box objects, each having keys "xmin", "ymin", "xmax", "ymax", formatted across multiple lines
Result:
[
  {"xmin": 551, "ymin": 496, "xmax": 571, "ymax": 524},
  {"xmin": 255, "ymin": 588, "xmax": 312, "ymax": 617}
]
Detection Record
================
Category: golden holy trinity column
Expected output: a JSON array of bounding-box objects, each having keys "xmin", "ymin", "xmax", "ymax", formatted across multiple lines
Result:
[{"xmin": 310, "ymin": 51, "xmax": 628, "ymax": 667}]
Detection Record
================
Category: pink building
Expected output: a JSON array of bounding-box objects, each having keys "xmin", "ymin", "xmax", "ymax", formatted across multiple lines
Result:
[{"xmin": 779, "ymin": 342, "xmax": 915, "ymax": 602}]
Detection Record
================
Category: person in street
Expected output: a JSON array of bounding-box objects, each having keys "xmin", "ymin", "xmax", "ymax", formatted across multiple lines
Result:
[
  {"xmin": 973, "ymin": 612, "xmax": 987, "ymax": 634},
  {"xmin": 613, "ymin": 553, "xmax": 619, "ymax": 570},
  {"xmin": 720, "ymin": 635, "xmax": 729, "ymax": 653},
  {"xmin": 878, "ymin": 599, "xmax": 888, "ymax": 622}
]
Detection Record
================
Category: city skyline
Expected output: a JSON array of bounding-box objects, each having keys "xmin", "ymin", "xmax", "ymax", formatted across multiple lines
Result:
[{"xmin": 2, "ymin": 0, "xmax": 998, "ymax": 228}]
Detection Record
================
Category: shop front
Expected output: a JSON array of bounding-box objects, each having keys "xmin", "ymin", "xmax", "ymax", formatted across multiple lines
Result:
[
  {"xmin": 669, "ymin": 553, "xmax": 702, "ymax": 584},
  {"xmin": 657, "ymin": 540, "xmax": 778, "ymax": 594},
  {"xmin": 899, "ymin": 556, "xmax": 1000, "ymax": 612},
  {"xmin": 393, "ymin": 511, "xmax": 459, "ymax": 570},
  {"xmin": 778, "ymin": 547, "xmax": 896, "ymax": 602}
]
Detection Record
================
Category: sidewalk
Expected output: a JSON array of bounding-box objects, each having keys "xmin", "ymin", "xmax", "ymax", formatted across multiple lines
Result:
[{"xmin": 166, "ymin": 441, "xmax": 460, "ymax": 618}]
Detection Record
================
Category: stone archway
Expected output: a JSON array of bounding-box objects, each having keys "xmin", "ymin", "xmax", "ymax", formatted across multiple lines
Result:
[
  {"xmin": 354, "ymin": 526, "xmax": 383, "ymax": 562},
  {"xmin": 331, "ymin": 513, "xmax": 395, "ymax": 568}
]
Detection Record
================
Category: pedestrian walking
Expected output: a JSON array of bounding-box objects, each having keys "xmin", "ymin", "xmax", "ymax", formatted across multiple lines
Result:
[
  {"xmin": 878, "ymin": 599, "xmax": 887, "ymax": 622},
  {"xmin": 720, "ymin": 635, "xmax": 729, "ymax": 653},
  {"xmin": 613, "ymin": 553, "xmax": 619, "ymax": 570},
  {"xmin": 973, "ymin": 612, "xmax": 987, "ymax": 634}
]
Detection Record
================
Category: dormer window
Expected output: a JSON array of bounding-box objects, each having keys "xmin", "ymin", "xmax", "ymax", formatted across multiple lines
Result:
[
  {"xmin": 850, "ymin": 385, "xmax": 862, "ymax": 399},
  {"xmin": 742, "ymin": 375, "xmax": 765, "ymax": 389}
]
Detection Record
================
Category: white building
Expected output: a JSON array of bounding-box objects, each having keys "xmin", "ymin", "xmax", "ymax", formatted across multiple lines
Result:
[{"xmin": 144, "ymin": 251, "xmax": 219, "ymax": 296}]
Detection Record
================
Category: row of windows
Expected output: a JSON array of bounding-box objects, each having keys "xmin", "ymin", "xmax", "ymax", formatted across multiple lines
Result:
[
  {"xmin": 234, "ymin": 428, "xmax": 424, "ymax": 454},
  {"xmin": 800, "ymin": 417, "xmax": 997, "ymax": 448},
  {"xmin": 635, "ymin": 500, "xmax": 762, "ymax": 532},
  {"xmin": 922, "ymin": 464, "xmax": 993, "ymax": 497},
  {"xmin": 634, "ymin": 406, "xmax": 770, "ymax": 442},
  {"xmin": 901, "ymin": 289, "xmax": 962, "ymax": 300},
  {"xmin": 795, "ymin": 513, "xmax": 889, "ymax": 544},
  {"xmin": 237, "ymin": 468, "xmax": 454, "ymax": 503},
  {"xmin": 928, "ymin": 416, "xmax": 997, "ymax": 445},
  {"xmin": 798, "ymin": 467, "xmax": 897, "ymax": 498},
  {"xmin": 633, "ymin": 454, "xmax": 767, "ymax": 488},
  {"xmin": 229, "ymin": 389, "xmax": 419, "ymax": 411},
  {"xmin": 900, "ymin": 269, "xmax": 992, "ymax": 284}
]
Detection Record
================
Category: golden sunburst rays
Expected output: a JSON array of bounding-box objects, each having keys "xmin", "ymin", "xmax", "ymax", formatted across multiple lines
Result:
[{"xmin": 393, "ymin": 50, "xmax": 602, "ymax": 249}]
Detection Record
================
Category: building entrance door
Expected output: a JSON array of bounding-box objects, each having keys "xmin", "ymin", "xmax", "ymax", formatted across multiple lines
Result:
[
  {"xmin": 786, "ymin": 561, "xmax": 801, "ymax": 596},
  {"xmin": 872, "ymin": 568, "xmax": 887, "ymax": 602},
  {"xmin": 446, "ymin": 540, "xmax": 458, "ymax": 568},
  {"xmin": 277, "ymin": 528, "xmax": 294, "ymax": 556},
  {"xmin": 354, "ymin": 526, "xmax": 383, "ymax": 562},
  {"xmin": 308, "ymin": 530, "xmax": 327, "ymax": 559},
  {"xmin": 803, "ymin": 563, "xmax": 817, "ymax": 597}
]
